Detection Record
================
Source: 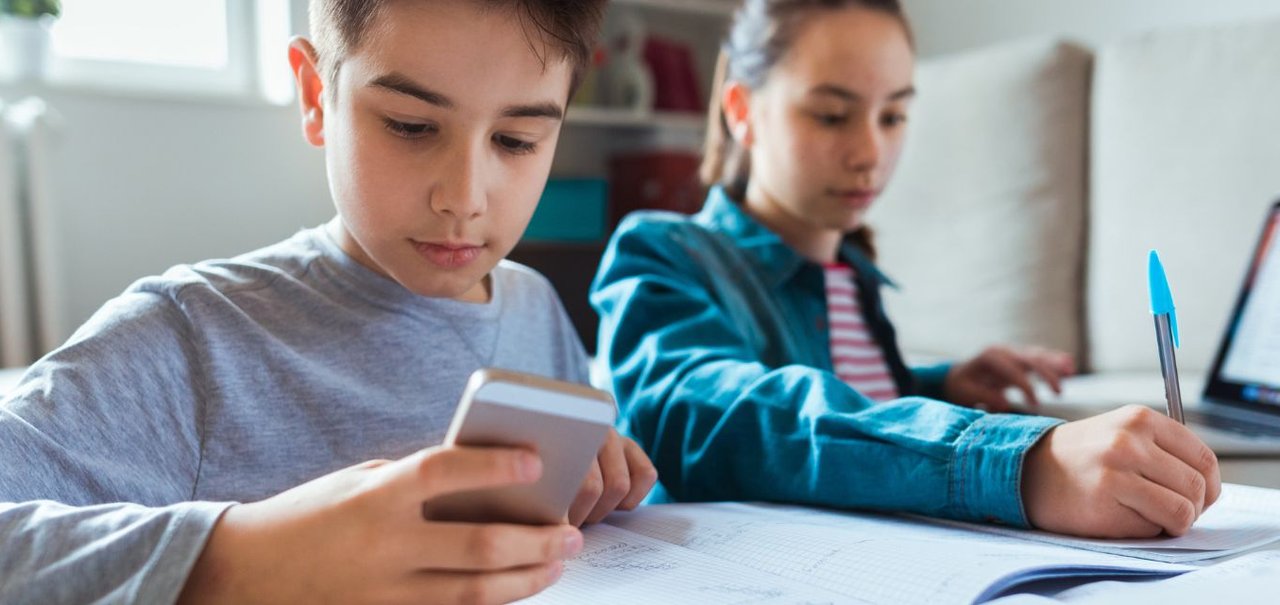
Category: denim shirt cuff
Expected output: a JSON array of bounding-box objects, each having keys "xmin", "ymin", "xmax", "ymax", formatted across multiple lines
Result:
[
  {"xmin": 910, "ymin": 363, "xmax": 952, "ymax": 400},
  {"xmin": 950, "ymin": 412, "xmax": 1064, "ymax": 527}
]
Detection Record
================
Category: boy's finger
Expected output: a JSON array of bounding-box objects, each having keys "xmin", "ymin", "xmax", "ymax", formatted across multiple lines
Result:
[
  {"xmin": 583, "ymin": 434, "xmax": 630, "ymax": 525},
  {"xmin": 408, "ymin": 523, "xmax": 582, "ymax": 572},
  {"xmin": 618, "ymin": 439, "xmax": 657, "ymax": 510},
  {"xmin": 567, "ymin": 462, "xmax": 603, "ymax": 526},
  {"xmin": 391, "ymin": 446, "xmax": 542, "ymax": 502},
  {"xmin": 415, "ymin": 562, "xmax": 564, "ymax": 605}
]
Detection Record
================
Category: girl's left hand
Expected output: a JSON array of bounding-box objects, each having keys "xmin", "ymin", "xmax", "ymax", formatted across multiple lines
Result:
[{"xmin": 944, "ymin": 345, "xmax": 1076, "ymax": 412}]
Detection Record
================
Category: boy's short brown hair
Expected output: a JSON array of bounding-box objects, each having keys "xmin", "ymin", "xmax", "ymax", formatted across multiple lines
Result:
[{"xmin": 309, "ymin": 0, "xmax": 605, "ymax": 97}]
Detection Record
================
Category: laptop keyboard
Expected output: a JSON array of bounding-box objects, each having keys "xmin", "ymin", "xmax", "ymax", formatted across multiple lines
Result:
[{"xmin": 1185, "ymin": 410, "xmax": 1280, "ymax": 438}]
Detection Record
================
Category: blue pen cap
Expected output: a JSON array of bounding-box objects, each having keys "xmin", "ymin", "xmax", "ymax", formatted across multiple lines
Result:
[{"xmin": 1147, "ymin": 249, "xmax": 1180, "ymax": 348}]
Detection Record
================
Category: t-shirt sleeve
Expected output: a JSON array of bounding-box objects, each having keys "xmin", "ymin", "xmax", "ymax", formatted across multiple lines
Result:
[{"xmin": 0, "ymin": 288, "xmax": 233, "ymax": 603}]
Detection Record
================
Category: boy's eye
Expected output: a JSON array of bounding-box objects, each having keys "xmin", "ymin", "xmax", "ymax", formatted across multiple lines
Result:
[
  {"xmin": 383, "ymin": 118, "xmax": 435, "ymax": 139},
  {"xmin": 493, "ymin": 134, "xmax": 537, "ymax": 155},
  {"xmin": 811, "ymin": 112, "xmax": 849, "ymax": 127}
]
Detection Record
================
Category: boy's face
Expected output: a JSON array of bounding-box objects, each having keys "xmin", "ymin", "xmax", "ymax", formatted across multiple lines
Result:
[{"xmin": 290, "ymin": 0, "xmax": 571, "ymax": 302}]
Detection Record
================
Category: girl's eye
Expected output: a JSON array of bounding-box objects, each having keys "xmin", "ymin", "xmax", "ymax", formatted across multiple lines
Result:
[
  {"xmin": 882, "ymin": 112, "xmax": 908, "ymax": 128},
  {"xmin": 383, "ymin": 118, "xmax": 435, "ymax": 139},
  {"xmin": 494, "ymin": 134, "xmax": 537, "ymax": 155}
]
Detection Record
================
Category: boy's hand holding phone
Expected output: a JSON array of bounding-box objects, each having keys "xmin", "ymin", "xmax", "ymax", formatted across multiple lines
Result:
[{"xmin": 180, "ymin": 446, "xmax": 581, "ymax": 605}]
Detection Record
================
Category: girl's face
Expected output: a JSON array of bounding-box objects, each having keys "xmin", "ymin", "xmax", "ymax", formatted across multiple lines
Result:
[{"xmin": 738, "ymin": 6, "xmax": 915, "ymax": 241}]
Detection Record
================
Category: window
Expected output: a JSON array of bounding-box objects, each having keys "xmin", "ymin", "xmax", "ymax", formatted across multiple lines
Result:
[{"xmin": 47, "ymin": 0, "xmax": 294, "ymax": 103}]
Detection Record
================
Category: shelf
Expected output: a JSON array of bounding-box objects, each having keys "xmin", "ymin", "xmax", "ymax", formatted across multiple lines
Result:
[
  {"xmin": 613, "ymin": 0, "xmax": 737, "ymax": 18},
  {"xmin": 566, "ymin": 106, "xmax": 707, "ymax": 131}
]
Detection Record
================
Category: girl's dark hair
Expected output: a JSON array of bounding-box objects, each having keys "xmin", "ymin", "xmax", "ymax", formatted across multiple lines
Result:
[
  {"xmin": 700, "ymin": 0, "xmax": 912, "ymax": 258},
  {"xmin": 309, "ymin": 0, "xmax": 605, "ymax": 97}
]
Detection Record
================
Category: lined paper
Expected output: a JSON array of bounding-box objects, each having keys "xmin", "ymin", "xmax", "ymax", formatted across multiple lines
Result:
[{"xmin": 523, "ymin": 502, "xmax": 1191, "ymax": 605}]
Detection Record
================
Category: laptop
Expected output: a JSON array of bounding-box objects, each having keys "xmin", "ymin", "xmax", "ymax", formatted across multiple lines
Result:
[
  {"xmin": 1042, "ymin": 201, "xmax": 1280, "ymax": 455},
  {"xmin": 1177, "ymin": 199, "xmax": 1280, "ymax": 455}
]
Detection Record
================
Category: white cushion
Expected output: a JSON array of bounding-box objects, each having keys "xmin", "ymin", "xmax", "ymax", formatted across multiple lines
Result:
[
  {"xmin": 870, "ymin": 39, "xmax": 1091, "ymax": 362},
  {"xmin": 1088, "ymin": 17, "xmax": 1280, "ymax": 373}
]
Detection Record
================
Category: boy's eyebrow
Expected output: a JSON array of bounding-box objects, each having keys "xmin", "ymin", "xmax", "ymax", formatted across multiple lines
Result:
[
  {"xmin": 810, "ymin": 84, "xmax": 917, "ymax": 102},
  {"xmin": 368, "ymin": 72, "xmax": 564, "ymax": 121},
  {"xmin": 370, "ymin": 73, "xmax": 454, "ymax": 108},
  {"xmin": 502, "ymin": 102, "xmax": 564, "ymax": 121}
]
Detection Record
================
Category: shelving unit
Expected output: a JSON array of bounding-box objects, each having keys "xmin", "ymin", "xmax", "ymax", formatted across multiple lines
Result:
[
  {"xmin": 530, "ymin": 1, "xmax": 736, "ymax": 352},
  {"xmin": 613, "ymin": 0, "xmax": 738, "ymax": 18},
  {"xmin": 566, "ymin": 105, "xmax": 705, "ymax": 131}
]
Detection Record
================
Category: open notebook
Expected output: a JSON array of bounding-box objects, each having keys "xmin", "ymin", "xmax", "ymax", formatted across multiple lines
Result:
[{"xmin": 520, "ymin": 484, "xmax": 1280, "ymax": 605}]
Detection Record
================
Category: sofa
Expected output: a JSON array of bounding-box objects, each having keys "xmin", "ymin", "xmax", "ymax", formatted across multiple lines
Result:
[{"xmin": 868, "ymin": 16, "xmax": 1280, "ymax": 410}]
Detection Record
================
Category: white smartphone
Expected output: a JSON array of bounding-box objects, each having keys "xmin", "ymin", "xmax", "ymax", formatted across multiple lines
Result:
[{"xmin": 422, "ymin": 368, "xmax": 618, "ymax": 525}]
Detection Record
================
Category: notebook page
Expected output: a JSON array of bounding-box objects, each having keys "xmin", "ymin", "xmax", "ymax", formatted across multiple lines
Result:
[
  {"xmin": 926, "ymin": 483, "xmax": 1280, "ymax": 563},
  {"xmin": 604, "ymin": 502, "xmax": 1189, "ymax": 605},
  {"xmin": 517, "ymin": 522, "xmax": 851, "ymax": 604},
  {"xmin": 1022, "ymin": 550, "xmax": 1280, "ymax": 604}
]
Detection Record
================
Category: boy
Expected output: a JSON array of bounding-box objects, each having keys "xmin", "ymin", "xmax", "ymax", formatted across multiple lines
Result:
[{"xmin": 0, "ymin": 1, "xmax": 655, "ymax": 603}]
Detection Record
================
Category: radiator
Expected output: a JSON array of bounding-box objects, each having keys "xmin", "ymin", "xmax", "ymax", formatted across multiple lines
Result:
[{"xmin": 0, "ymin": 98, "xmax": 62, "ymax": 367}]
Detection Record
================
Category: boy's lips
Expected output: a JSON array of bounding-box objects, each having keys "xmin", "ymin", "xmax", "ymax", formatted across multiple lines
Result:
[{"xmin": 411, "ymin": 239, "xmax": 486, "ymax": 269}]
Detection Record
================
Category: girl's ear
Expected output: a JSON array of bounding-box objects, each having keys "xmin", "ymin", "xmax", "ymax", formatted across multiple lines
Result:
[
  {"xmin": 722, "ymin": 80, "xmax": 754, "ymax": 149},
  {"xmin": 288, "ymin": 37, "xmax": 327, "ymax": 147}
]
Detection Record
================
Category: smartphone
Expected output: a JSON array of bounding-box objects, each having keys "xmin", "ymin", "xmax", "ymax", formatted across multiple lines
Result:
[{"xmin": 422, "ymin": 368, "xmax": 617, "ymax": 525}]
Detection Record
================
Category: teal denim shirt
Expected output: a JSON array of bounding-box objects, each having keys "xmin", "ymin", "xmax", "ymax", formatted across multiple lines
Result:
[{"xmin": 590, "ymin": 187, "xmax": 1063, "ymax": 527}]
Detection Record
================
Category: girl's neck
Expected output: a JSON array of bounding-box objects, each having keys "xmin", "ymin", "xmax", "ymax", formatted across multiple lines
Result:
[{"xmin": 743, "ymin": 182, "xmax": 843, "ymax": 265}]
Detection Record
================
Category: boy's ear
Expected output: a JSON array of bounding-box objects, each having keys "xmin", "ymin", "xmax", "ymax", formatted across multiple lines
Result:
[
  {"xmin": 288, "ymin": 37, "xmax": 326, "ymax": 147},
  {"xmin": 722, "ymin": 80, "xmax": 754, "ymax": 149}
]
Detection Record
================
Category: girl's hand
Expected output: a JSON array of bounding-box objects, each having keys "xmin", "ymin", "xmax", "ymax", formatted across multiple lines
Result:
[
  {"xmin": 1022, "ymin": 405, "xmax": 1221, "ymax": 538},
  {"xmin": 179, "ymin": 446, "xmax": 582, "ymax": 605},
  {"xmin": 944, "ymin": 345, "xmax": 1076, "ymax": 411},
  {"xmin": 568, "ymin": 429, "xmax": 659, "ymax": 526}
]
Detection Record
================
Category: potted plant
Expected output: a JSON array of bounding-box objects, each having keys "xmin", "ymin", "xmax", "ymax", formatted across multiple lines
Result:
[{"xmin": 0, "ymin": 0, "xmax": 62, "ymax": 81}]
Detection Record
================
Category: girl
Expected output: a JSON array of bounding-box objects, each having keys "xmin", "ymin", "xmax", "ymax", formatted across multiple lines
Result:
[{"xmin": 591, "ymin": 0, "xmax": 1219, "ymax": 538}]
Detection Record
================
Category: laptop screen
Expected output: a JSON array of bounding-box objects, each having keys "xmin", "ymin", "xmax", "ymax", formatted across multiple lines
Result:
[{"xmin": 1204, "ymin": 201, "xmax": 1280, "ymax": 414}]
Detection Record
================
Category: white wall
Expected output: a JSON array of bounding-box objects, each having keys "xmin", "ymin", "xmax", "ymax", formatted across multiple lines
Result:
[{"xmin": 902, "ymin": 0, "xmax": 1280, "ymax": 57}]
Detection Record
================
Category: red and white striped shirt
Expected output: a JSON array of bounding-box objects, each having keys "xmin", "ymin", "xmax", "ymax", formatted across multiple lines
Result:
[{"xmin": 823, "ymin": 263, "xmax": 899, "ymax": 402}]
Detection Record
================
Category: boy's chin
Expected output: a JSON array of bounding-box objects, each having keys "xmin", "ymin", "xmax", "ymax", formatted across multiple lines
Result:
[{"xmin": 401, "ymin": 270, "xmax": 494, "ymax": 303}]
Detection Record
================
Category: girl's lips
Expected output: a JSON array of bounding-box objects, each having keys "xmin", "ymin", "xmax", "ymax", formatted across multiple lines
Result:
[
  {"xmin": 412, "ymin": 241, "xmax": 485, "ymax": 269},
  {"xmin": 833, "ymin": 189, "xmax": 879, "ymax": 209}
]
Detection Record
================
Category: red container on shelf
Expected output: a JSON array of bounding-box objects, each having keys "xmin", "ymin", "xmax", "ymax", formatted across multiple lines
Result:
[{"xmin": 607, "ymin": 150, "xmax": 705, "ymax": 230}]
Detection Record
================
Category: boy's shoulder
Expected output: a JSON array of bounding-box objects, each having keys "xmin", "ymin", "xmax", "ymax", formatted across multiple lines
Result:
[{"xmin": 127, "ymin": 228, "xmax": 327, "ymax": 305}]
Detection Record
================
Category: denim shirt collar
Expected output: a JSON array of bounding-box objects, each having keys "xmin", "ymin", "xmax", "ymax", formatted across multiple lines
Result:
[{"xmin": 695, "ymin": 186, "xmax": 898, "ymax": 290}]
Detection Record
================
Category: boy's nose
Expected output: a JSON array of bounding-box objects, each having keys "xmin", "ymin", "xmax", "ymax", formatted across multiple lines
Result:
[{"xmin": 430, "ymin": 144, "xmax": 487, "ymax": 219}]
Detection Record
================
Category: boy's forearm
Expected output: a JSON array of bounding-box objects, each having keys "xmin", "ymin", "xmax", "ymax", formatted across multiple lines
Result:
[{"xmin": 0, "ymin": 500, "xmax": 231, "ymax": 604}]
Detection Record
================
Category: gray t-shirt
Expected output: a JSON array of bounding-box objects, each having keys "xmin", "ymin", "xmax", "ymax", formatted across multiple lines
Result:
[{"xmin": 0, "ymin": 226, "xmax": 589, "ymax": 603}]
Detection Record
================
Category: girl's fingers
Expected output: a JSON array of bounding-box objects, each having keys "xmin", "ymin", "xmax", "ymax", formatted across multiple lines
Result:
[{"xmin": 1115, "ymin": 472, "xmax": 1199, "ymax": 537}]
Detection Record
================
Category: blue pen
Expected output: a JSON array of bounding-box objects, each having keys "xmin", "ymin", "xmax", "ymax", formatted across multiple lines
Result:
[{"xmin": 1148, "ymin": 250, "xmax": 1185, "ymax": 424}]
